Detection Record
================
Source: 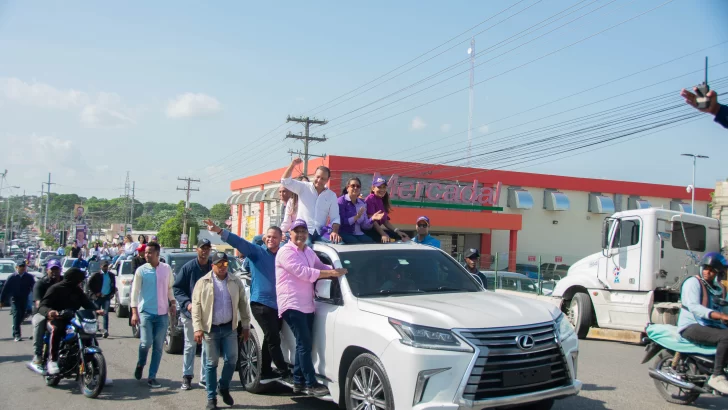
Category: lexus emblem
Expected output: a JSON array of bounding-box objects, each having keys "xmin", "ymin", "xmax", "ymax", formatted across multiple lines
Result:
[{"xmin": 516, "ymin": 334, "xmax": 535, "ymax": 350}]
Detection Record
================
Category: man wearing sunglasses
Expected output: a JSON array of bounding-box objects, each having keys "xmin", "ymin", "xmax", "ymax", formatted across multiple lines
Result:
[
  {"xmin": 204, "ymin": 218, "xmax": 290, "ymax": 385},
  {"xmin": 677, "ymin": 252, "xmax": 728, "ymax": 394},
  {"xmin": 411, "ymin": 216, "xmax": 441, "ymax": 248},
  {"xmin": 192, "ymin": 252, "xmax": 250, "ymax": 410}
]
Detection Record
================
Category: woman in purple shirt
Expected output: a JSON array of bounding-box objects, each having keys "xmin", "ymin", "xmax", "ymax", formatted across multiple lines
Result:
[
  {"xmin": 364, "ymin": 176, "xmax": 411, "ymax": 243},
  {"xmin": 337, "ymin": 177, "xmax": 385, "ymax": 244}
]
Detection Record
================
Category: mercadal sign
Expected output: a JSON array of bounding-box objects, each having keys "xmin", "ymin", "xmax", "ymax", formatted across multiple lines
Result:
[{"xmin": 386, "ymin": 174, "xmax": 502, "ymax": 208}]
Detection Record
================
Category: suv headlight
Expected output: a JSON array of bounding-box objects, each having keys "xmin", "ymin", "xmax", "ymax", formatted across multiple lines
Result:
[
  {"xmin": 555, "ymin": 313, "xmax": 575, "ymax": 341},
  {"xmin": 389, "ymin": 318, "xmax": 473, "ymax": 352}
]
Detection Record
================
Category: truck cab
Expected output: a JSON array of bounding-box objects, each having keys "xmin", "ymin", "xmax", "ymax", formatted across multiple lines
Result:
[{"xmin": 552, "ymin": 208, "xmax": 720, "ymax": 338}]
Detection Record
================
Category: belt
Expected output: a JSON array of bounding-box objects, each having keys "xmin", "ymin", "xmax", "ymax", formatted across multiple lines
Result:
[{"xmin": 211, "ymin": 321, "xmax": 232, "ymax": 328}]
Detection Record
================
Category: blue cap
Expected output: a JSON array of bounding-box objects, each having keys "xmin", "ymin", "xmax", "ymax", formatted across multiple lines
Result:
[{"xmin": 291, "ymin": 219, "xmax": 308, "ymax": 231}]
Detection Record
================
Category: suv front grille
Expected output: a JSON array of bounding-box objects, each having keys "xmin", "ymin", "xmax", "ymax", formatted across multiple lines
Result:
[{"xmin": 460, "ymin": 322, "xmax": 570, "ymax": 401}]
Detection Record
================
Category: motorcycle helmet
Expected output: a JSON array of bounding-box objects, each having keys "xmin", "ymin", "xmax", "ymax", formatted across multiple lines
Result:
[{"xmin": 701, "ymin": 252, "xmax": 728, "ymax": 273}]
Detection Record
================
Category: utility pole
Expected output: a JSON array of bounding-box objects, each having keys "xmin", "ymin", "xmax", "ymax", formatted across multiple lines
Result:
[
  {"xmin": 681, "ymin": 153, "xmax": 709, "ymax": 214},
  {"xmin": 122, "ymin": 172, "xmax": 130, "ymax": 227},
  {"xmin": 177, "ymin": 177, "xmax": 200, "ymax": 249},
  {"xmin": 43, "ymin": 173, "xmax": 55, "ymax": 232},
  {"xmin": 286, "ymin": 116, "xmax": 328, "ymax": 176},
  {"xmin": 130, "ymin": 181, "xmax": 136, "ymax": 227},
  {"xmin": 38, "ymin": 184, "xmax": 44, "ymax": 229}
]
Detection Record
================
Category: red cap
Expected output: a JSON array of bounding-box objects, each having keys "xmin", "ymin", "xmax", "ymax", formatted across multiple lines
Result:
[{"xmin": 137, "ymin": 244, "xmax": 147, "ymax": 253}]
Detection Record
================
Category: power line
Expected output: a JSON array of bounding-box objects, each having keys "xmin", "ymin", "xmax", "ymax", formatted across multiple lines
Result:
[{"xmin": 285, "ymin": 116, "xmax": 328, "ymax": 175}]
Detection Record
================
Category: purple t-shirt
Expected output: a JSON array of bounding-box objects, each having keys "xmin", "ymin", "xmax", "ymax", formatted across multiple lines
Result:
[
  {"xmin": 365, "ymin": 193, "xmax": 389, "ymax": 223},
  {"xmin": 337, "ymin": 194, "xmax": 373, "ymax": 235}
]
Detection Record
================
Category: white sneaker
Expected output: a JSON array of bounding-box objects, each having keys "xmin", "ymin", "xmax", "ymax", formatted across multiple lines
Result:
[
  {"xmin": 47, "ymin": 361, "xmax": 60, "ymax": 375},
  {"xmin": 708, "ymin": 375, "xmax": 728, "ymax": 394}
]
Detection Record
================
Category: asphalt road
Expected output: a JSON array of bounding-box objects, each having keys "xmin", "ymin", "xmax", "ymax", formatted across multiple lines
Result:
[{"xmin": 0, "ymin": 307, "xmax": 727, "ymax": 410}]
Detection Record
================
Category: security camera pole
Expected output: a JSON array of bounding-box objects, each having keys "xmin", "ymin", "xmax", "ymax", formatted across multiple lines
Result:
[{"xmin": 681, "ymin": 153, "xmax": 709, "ymax": 213}]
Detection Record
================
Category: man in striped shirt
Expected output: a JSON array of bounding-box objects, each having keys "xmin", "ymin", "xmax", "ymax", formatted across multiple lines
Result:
[{"xmin": 130, "ymin": 242, "xmax": 176, "ymax": 388}]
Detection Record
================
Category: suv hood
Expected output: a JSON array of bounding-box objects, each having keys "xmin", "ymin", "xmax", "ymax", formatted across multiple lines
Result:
[{"xmin": 357, "ymin": 291, "xmax": 560, "ymax": 330}]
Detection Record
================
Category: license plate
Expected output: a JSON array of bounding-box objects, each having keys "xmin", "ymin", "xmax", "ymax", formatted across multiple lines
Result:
[{"xmin": 502, "ymin": 365, "xmax": 552, "ymax": 387}]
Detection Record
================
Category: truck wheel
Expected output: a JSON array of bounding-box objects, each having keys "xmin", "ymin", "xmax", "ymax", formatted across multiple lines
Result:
[
  {"xmin": 568, "ymin": 293, "xmax": 594, "ymax": 339},
  {"xmin": 345, "ymin": 353, "xmax": 394, "ymax": 410},
  {"xmin": 115, "ymin": 301, "xmax": 129, "ymax": 318}
]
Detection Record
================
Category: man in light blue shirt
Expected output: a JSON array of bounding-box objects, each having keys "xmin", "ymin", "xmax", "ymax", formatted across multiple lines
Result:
[
  {"xmin": 411, "ymin": 216, "xmax": 441, "ymax": 248},
  {"xmin": 677, "ymin": 252, "xmax": 728, "ymax": 394}
]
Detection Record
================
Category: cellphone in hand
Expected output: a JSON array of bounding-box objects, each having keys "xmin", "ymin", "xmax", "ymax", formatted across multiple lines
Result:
[{"xmin": 695, "ymin": 56, "xmax": 710, "ymax": 109}]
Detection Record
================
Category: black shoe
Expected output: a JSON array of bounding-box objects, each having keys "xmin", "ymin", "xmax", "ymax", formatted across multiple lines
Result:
[
  {"xmin": 181, "ymin": 376, "xmax": 192, "ymax": 390},
  {"xmin": 14, "ymin": 336, "xmax": 22, "ymax": 342},
  {"xmin": 260, "ymin": 369, "xmax": 284, "ymax": 384},
  {"xmin": 219, "ymin": 388, "xmax": 234, "ymax": 406},
  {"xmin": 147, "ymin": 379, "xmax": 162, "ymax": 388},
  {"xmin": 304, "ymin": 383, "xmax": 329, "ymax": 397},
  {"xmin": 134, "ymin": 365, "xmax": 143, "ymax": 380},
  {"xmin": 292, "ymin": 383, "xmax": 304, "ymax": 394},
  {"xmin": 102, "ymin": 331, "xmax": 109, "ymax": 339},
  {"xmin": 206, "ymin": 399, "xmax": 217, "ymax": 410}
]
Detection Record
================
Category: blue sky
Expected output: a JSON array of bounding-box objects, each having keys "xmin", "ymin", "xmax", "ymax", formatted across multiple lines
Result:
[{"xmin": 0, "ymin": 0, "xmax": 726, "ymax": 207}]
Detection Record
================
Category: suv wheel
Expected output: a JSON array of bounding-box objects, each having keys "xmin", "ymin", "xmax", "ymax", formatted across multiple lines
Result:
[
  {"xmin": 345, "ymin": 353, "xmax": 394, "ymax": 410},
  {"xmin": 164, "ymin": 322, "xmax": 184, "ymax": 354},
  {"xmin": 131, "ymin": 322, "xmax": 141, "ymax": 339},
  {"xmin": 237, "ymin": 330, "xmax": 268, "ymax": 393},
  {"xmin": 115, "ymin": 298, "xmax": 129, "ymax": 318}
]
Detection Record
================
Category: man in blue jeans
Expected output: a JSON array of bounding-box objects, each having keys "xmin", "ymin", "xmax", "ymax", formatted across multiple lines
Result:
[
  {"xmin": 173, "ymin": 238, "xmax": 212, "ymax": 390},
  {"xmin": 192, "ymin": 252, "xmax": 250, "ymax": 410},
  {"xmin": 85, "ymin": 260, "xmax": 116, "ymax": 338},
  {"xmin": 130, "ymin": 242, "xmax": 176, "ymax": 388}
]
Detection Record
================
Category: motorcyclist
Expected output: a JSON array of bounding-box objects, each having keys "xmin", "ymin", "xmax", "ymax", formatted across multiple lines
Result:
[
  {"xmin": 37, "ymin": 268, "xmax": 103, "ymax": 375},
  {"xmin": 677, "ymin": 252, "xmax": 728, "ymax": 394},
  {"xmin": 31, "ymin": 259, "xmax": 62, "ymax": 365}
]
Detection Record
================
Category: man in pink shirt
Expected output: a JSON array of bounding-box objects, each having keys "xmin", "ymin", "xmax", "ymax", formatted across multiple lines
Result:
[{"xmin": 275, "ymin": 219, "xmax": 347, "ymax": 396}]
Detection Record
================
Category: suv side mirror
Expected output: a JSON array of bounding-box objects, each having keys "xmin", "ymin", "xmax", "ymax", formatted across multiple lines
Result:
[{"xmin": 315, "ymin": 279, "xmax": 332, "ymax": 300}]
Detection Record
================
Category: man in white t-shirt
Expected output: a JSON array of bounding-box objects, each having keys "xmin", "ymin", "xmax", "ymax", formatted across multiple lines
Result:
[{"xmin": 280, "ymin": 158, "xmax": 341, "ymax": 244}]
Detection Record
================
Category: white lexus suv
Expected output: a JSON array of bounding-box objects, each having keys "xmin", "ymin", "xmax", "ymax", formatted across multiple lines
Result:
[{"xmin": 238, "ymin": 242, "xmax": 581, "ymax": 410}]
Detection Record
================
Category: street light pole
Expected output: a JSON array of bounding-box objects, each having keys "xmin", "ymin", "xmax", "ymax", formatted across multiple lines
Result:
[
  {"xmin": 2, "ymin": 184, "xmax": 20, "ymax": 249},
  {"xmin": 681, "ymin": 153, "xmax": 709, "ymax": 214}
]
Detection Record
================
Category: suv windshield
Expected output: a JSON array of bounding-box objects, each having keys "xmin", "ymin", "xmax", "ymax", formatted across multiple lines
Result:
[
  {"xmin": 0, "ymin": 264, "xmax": 15, "ymax": 274},
  {"xmin": 338, "ymin": 249, "xmax": 481, "ymax": 297},
  {"xmin": 119, "ymin": 261, "xmax": 133, "ymax": 276},
  {"xmin": 167, "ymin": 255, "xmax": 197, "ymax": 274},
  {"xmin": 63, "ymin": 259, "xmax": 75, "ymax": 268}
]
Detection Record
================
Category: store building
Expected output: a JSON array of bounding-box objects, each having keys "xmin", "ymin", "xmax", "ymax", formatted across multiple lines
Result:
[{"xmin": 227, "ymin": 155, "xmax": 712, "ymax": 273}]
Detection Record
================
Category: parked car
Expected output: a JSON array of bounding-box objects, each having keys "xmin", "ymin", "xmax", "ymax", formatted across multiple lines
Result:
[
  {"xmin": 481, "ymin": 271, "xmax": 539, "ymax": 294},
  {"xmin": 515, "ymin": 263, "xmax": 540, "ymax": 279},
  {"xmin": 35, "ymin": 251, "xmax": 56, "ymax": 270},
  {"xmin": 238, "ymin": 243, "xmax": 581, "ymax": 409},
  {"xmin": 0, "ymin": 261, "xmax": 17, "ymax": 294},
  {"xmin": 159, "ymin": 250, "xmax": 199, "ymax": 354},
  {"xmin": 61, "ymin": 257, "xmax": 77, "ymax": 275},
  {"xmin": 539, "ymin": 263, "xmax": 570, "ymax": 281}
]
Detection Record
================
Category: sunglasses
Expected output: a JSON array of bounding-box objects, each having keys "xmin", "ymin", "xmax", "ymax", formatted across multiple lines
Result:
[
  {"xmin": 349, "ymin": 184, "xmax": 361, "ymax": 189},
  {"xmin": 417, "ymin": 224, "xmax": 429, "ymax": 228},
  {"xmin": 215, "ymin": 261, "xmax": 229, "ymax": 267}
]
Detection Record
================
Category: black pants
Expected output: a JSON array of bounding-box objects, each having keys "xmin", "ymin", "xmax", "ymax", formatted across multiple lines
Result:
[
  {"xmin": 364, "ymin": 228, "xmax": 401, "ymax": 243},
  {"xmin": 681, "ymin": 324, "xmax": 728, "ymax": 376},
  {"xmin": 250, "ymin": 302, "xmax": 287, "ymax": 373},
  {"xmin": 49, "ymin": 319, "xmax": 69, "ymax": 362},
  {"xmin": 10, "ymin": 302, "xmax": 26, "ymax": 338}
]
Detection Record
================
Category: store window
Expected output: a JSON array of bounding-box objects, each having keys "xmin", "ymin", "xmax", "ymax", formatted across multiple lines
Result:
[{"xmin": 671, "ymin": 222, "xmax": 706, "ymax": 252}]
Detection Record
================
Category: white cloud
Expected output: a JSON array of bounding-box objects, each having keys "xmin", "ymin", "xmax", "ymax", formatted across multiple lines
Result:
[
  {"xmin": 1, "ymin": 134, "xmax": 74, "ymax": 170},
  {"xmin": 166, "ymin": 93, "xmax": 222, "ymax": 118},
  {"xmin": 478, "ymin": 125, "xmax": 490, "ymax": 134},
  {"xmin": 440, "ymin": 123, "xmax": 452, "ymax": 133},
  {"xmin": 0, "ymin": 77, "xmax": 89, "ymax": 109},
  {"xmin": 410, "ymin": 116, "xmax": 427, "ymax": 131},
  {"xmin": 0, "ymin": 77, "xmax": 137, "ymax": 128}
]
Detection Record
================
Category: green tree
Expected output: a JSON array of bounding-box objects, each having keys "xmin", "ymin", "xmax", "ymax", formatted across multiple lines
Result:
[
  {"xmin": 209, "ymin": 203, "xmax": 230, "ymax": 225},
  {"xmin": 157, "ymin": 216, "xmax": 183, "ymax": 248}
]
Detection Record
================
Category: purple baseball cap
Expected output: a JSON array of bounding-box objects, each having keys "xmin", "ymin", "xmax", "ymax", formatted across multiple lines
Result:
[
  {"xmin": 416, "ymin": 216, "xmax": 431, "ymax": 226},
  {"xmin": 372, "ymin": 176, "xmax": 387, "ymax": 187},
  {"xmin": 291, "ymin": 219, "xmax": 308, "ymax": 231},
  {"xmin": 47, "ymin": 259, "xmax": 62, "ymax": 269}
]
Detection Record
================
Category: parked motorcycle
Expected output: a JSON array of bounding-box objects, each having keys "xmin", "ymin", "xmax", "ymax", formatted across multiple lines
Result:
[
  {"xmin": 27, "ymin": 309, "xmax": 106, "ymax": 398},
  {"xmin": 642, "ymin": 323, "xmax": 726, "ymax": 405}
]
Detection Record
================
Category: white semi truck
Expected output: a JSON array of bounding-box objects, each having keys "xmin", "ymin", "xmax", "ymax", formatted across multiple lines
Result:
[{"xmin": 551, "ymin": 208, "xmax": 721, "ymax": 339}]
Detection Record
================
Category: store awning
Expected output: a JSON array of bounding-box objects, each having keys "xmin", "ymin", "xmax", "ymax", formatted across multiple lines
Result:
[
  {"xmin": 670, "ymin": 200, "xmax": 692, "ymax": 214},
  {"xmin": 507, "ymin": 188, "xmax": 534, "ymax": 210},
  {"xmin": 589, "ymin": 193, "xmax": 615, "ymax": 214},
  {"xmin": 544, "ymin": 190, "xmax": 570, "ymax": 211},
  {"xmin": 226, "ymin": 192, "xmax": 239, "ymax": 205},
  {"xmin": 628, "ymin": 197, "xmax": 651, "ymax": 210}
]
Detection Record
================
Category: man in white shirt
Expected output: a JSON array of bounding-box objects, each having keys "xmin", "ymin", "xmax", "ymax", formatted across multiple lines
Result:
[{"xmin": 281, "ymin": 158, "xmax": 342, "ymax": 244}]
